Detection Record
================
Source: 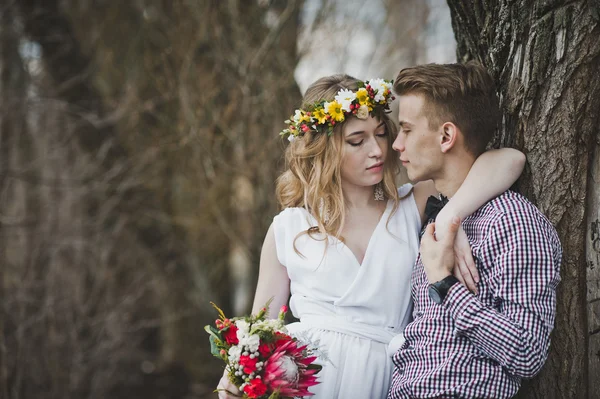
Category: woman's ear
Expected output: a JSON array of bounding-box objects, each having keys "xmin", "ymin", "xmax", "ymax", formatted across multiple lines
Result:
[{"xmin": 440, "ymin": 122, "xmax": 458, "ymax": 153}]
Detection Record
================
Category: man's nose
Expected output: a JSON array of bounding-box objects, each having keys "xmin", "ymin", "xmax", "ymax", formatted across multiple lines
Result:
[{"xmin": 392, "ymin": 135, "xmax": 404, "ymax": 152}]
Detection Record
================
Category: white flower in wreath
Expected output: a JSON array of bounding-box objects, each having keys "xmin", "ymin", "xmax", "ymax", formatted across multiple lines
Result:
[
  {"xmin": 292, "ymin": 109, "xmax": 303, "ymax": 123},
  {"xmin": 368, "ymin": 78, "xmax": 388, "ymax": 102},
  {"xmin": 334, "ymin": 89, "xmax": 357, "ymax": 112}
]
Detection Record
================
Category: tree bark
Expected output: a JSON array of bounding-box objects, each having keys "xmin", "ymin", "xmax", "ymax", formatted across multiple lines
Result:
[
  {"xmin": 587, "ymin": 140, "xmax": 600, "ymax": 396},
  {"xmin": 0, "ymin": 5, "xmax": 25, "ymax": 397},
  {"xmin": 447, "ymin": 1, "xmax": 600, "ymax": 397}
]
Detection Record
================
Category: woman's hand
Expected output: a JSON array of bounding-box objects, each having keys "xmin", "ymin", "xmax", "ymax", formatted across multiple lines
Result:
[
  {"xmin": 452, "ymin": 226, "xmax": 479, "ymax": 294},
  {"xmin": 420, "ymin": 217, "xmax": 460, "ymax": 284},
  {"xmin": 434, "ymin": 210, "xmax": 479, "ymax": 294},
  {"xmin": 216, "ymin": 370, "xmax": 242, "ymax": 398}
]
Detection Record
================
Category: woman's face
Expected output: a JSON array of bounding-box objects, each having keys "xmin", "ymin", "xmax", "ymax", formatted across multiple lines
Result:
[{"xmin": 340, "ymin": 115, "xmax": 389, "ymax": 189}]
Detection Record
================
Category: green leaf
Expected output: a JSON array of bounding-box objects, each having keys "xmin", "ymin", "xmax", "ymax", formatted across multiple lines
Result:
[
  {"xmin": 204, "ymin": 324, "xmax": 221, "ymax": 340},
  {"xmin": 209, "ymin": 335, "xmax": 221, "ymax": 358}
]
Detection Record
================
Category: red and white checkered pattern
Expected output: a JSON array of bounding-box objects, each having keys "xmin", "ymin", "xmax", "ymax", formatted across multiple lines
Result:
[{"xmin": 388, "ymin": 190, "xmax": 562, "ymax": 399}]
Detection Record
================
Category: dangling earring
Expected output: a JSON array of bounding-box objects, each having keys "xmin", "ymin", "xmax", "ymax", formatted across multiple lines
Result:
[
  {"xmin": 374, "ymin": 184, "xmax": 385, "ymax": 201},
  {"xmin": 319, "ymin": 198, "xmax": 330, "ymax": 223}
]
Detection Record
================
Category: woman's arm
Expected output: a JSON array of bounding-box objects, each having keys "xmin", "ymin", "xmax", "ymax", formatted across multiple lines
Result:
[
  {"xmin": 251, "ymin": 223, "xmax": 290, "ymax": 318},
  {"xmin": 440, "ymin": 148, "xmax": 526, "ymax": 224},
  {"xmin": 413, "ymin": 148, "xmax": 526, "ymax": 224}
]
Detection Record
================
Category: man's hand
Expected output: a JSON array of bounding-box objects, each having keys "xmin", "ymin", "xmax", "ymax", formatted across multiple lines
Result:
[{"xmin": 420, "ymin": 216, "xmax": 460, "ymax": 284}]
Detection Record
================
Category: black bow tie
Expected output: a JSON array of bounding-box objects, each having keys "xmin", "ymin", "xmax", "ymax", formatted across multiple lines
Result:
[{"xmin": 424, "ymin": 194, "xmax": 449, "ymax": 222}]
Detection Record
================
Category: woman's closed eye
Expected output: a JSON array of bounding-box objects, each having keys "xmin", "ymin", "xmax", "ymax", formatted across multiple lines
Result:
[{"xmin": 348, "ymin": 140, "xmax": 363, "ymax": 147}]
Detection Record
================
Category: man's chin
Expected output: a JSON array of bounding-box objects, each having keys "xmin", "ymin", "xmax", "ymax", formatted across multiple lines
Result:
[{"xmin": 406, "ymin": 171, "xmax": 422, "ymax": 183}]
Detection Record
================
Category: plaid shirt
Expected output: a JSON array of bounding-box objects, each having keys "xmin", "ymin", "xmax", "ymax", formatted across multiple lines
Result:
[{"xmin": 388, "ymin": 190, "xmax": 562, "ymax": 399}]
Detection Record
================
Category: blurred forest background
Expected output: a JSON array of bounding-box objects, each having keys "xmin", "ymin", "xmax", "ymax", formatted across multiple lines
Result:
[
  {"xmin": 0, "ymin": 0, "xmax": 454, "ymax": 398},
  {"xmin": 2, "ymin": 0, "xmax": 600, "ymax": 398}
]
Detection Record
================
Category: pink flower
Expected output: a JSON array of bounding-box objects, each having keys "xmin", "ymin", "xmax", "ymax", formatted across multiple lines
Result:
[
  {"xmin": 243, "ymin": 378, "xmax": 267, "ymax": 398},
  {"xmin": 239, "ymin": 355, "xmax": 258, "ymax": 374},
  {"xmin": 263, "ymin": 339, "xmax": 320, "ymax": 397}
]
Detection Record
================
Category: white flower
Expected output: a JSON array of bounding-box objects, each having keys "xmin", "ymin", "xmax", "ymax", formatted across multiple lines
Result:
[
  {"xmin": 288, "ymin": 134, "xmax": 296, "ymax": 142},
  {"xmin": 235, "ymin": 320, "xmax": 250, "ymax": 342},
  {"xmin": 235, "ymin": 319, "xmax": 249, "ymax": 333},
  {"xmin": 293, "ymin": 109, "xmax": 303, "ymax": 123},
  {"xmin": 279, "ymin": 355, "xmax": 299, "ymax": 382},
  {"xmin": 335, "ymin": 89, "xmax": 357, "ymax": 112},
  {"xmin": 239, "ymin": 333, "xmax": 261, "ymax": 353},
  {"xmin": 228, "ymin": 345, "xmax": 242, "ymax": 363},
  {"xmin": 367, "ymin": 78, "xmax": 389, "ymax": 102},
  {"xmin": 356, "ymin": 105, "xmax": 369, "ymax": 120},
  {"xmin": 251, "ymin": 319, "xmax": 284, "ymax": 334}
]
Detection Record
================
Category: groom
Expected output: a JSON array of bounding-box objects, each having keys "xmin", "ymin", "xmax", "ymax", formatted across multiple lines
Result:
[{"xmin": 387, "ymin": 62, "xmax": 562, "ymax": 399}]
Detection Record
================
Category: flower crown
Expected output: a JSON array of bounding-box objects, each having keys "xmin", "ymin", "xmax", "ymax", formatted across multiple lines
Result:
[{"xmin": 280, "ymin": 78, "xmax": 395, "ymax": 142}]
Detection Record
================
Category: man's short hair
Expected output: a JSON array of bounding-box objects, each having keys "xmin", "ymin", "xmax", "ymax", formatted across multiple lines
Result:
[{"xmin": 394, "ymin": 62, "xmax": 500, "ymax": 156}]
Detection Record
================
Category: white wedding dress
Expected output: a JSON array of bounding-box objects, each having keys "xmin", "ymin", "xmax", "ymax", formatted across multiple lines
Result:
[{"xmin": 272, "ymin": 184, "xmax": 421, "ymax": 399}]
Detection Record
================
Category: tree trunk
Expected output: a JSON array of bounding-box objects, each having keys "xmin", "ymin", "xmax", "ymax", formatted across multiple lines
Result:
[
  {"xmin": 0, "ymin": 4, "xmax": 26, "ymax": 397},
  {"xmin": 588, "ymin": 141, "xmax": 600, "ymax": 397},
  {"xmin": 447, "ymin": 1, "xmax": 600, "ymax": 398}
]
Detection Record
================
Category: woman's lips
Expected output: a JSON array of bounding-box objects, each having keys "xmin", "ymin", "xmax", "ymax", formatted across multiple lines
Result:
[{"xmin": 367, "ymin": 162, "xmax": 384, "ymax": 171}]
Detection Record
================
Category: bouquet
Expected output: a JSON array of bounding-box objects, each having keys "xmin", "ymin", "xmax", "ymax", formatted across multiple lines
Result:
[{"xmin": 205, "ymin": 301, "xmax": 322, "ymax": 398}]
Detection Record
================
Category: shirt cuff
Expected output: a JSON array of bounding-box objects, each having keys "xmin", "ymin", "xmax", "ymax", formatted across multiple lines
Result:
[{"xmin": 443, "ymin": 283, "xmax": 481, "ymax": 332}]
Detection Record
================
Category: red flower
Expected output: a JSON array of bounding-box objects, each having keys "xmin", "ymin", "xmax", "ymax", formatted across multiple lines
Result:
[
  {"xmin": 239, "ymin": 355, "xmax": 258, "ymax": 374},
  {"xmin": 222, "ymin": 325, "xmax": 239, "ymax": 345},
  {"xmin": 274, "ymin": 332, "xmax": 292, "ymax": 346},
  {"xmin": 243, "ymin": 378, "xmax": 267, "ymax": 398},
  {"xmin": 258, "ymin": 342, "xmax": 272, "ymax": 358}
]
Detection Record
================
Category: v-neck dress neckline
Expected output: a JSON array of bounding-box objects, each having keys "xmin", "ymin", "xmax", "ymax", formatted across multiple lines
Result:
[{"xmin": 336, "ymin": 199, "xmax": 392, "ymax": 268}]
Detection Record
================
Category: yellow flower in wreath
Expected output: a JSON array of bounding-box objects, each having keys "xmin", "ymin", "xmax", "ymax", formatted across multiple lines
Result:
[{"xmin": 326, "ymin": 101, "xmax": 345, "ymax": 122}]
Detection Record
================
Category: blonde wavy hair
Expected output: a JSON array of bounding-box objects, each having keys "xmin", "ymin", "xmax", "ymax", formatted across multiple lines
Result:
[{"xmin": 276, "ymin": 74, "xmax": 401, "ymax": 246}]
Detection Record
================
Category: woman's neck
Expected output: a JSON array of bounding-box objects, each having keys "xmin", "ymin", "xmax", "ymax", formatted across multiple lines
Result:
[{"xmin": 341, "ymin": 181, "xmax": 379, "ymax": 209}]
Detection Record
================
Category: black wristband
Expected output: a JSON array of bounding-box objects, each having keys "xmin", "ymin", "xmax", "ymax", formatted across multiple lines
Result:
[{"xmin": 428, "ymin": 275, "xmax": 459, "ymax": 304}]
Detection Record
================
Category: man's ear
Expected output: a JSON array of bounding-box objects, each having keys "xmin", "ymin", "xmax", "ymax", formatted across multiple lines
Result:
[{"xmin": 440, "ymin": 122, "xmax": 459, "ymax": 153}]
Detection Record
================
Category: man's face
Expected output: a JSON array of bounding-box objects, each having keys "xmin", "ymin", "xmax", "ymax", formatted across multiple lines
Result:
[{"xmin": 392, "ymin": 94, "xmax": 443, "ymax": 182}]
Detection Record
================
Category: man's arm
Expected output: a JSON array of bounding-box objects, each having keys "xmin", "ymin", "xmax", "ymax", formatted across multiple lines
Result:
[{"xmin": 443, "ymin": 210, "xmax": 562, "ymax": 378}]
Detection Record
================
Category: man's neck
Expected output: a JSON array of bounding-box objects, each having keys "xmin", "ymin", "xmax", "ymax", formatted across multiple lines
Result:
[{"xmin": 433, "ymin": 156, "xmax": 475, "ymax": 198}]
